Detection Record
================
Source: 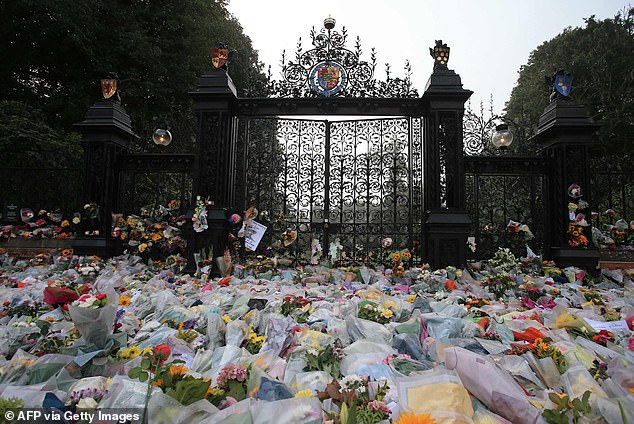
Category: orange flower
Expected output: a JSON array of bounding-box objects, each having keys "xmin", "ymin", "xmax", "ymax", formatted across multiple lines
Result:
[
  {"xmin": 61, "ymin": 249, "xmax": 73, "ymax": 257},
  {"xmin": 394, "ymin": 412, "xmax": 437, "ymax": 424},
  {"xmin": 169, "ymin": 364, "xmax": 188, "ymax": 377},
  {"xmin": 17, "ymin": 281, "xmax": 26, "ymax": 288},
  {"xmin": 61, "ymin": 220, "xmax": 70, "ymax": 228},
  {"xmin": 151, "ymin": 233, "xmax": 162, "ymax": 241}
]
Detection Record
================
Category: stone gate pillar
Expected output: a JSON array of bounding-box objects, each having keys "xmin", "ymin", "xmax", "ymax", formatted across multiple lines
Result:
[
  {"xmin": 74, "ymin": 98, "xmax": 136, "ymax": 255},
  {"xmin": 531, "ymin": 92, "xmax": 600, "ymax": 271},
  {"xmin": 422, "ymin": 41, "xmax": 472, "ymax": 269}
]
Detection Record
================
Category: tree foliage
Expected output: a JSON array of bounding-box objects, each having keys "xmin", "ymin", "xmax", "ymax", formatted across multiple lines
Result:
[
  {"xmin": 0, "ymin": 0, "xmax": 263, "ymax": 153},
  {"xmin": 505, "ymin": 7, "xmax": 634, "ymax": 156}
]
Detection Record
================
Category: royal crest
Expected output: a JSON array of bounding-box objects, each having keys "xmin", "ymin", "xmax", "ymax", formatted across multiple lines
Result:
[
  {"xmin": 212, "ymin": 47, "xmax": 228, "ymax": 69},
  {"xmin": 100, "ymin": 79, "xmax": 117, "ymax": 99},
  {"xmin": 554, "ymin": 73, "xmax": 573, "ymax": 97},
  {"xmin": 430, "ymin": 40, "xmax": 450, "ymax": 70},
  {"xmin": 309, "ymin": 62, "xmax": 347, "ymax": 96}
]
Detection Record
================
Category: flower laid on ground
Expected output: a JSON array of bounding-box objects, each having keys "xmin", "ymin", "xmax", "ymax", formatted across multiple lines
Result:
[
  {"xmin": 215, "ymin": 363, "xmax": 250, "ymax": 402},
  {"xmin": 394, "ymin": 412, "xmax": 437, "ymax": 424},
  {"xmin": 303, "ymin": 339, "xmax": 345, "ymax": 379},
  {"xmin": 72, "ymin": 293, "xmax": 108, "ymax": 309},
  {"xmin": 242, "ymin": 327, "xmax": 265, "ymax": 354},
  {"xmin": 487, "ymin": 247, "xmax": 519, "ymax": 272},
  {"xmin": 358, "ymin": 300, "xmax": 396, "ymax": 324},
  {"xmin": 118, "ymin": 345, "xmax": 142, "ymax": 360},
  {"xmin": 481, "ymin": 274, "xmax": 515, "ymax": 299},
  {"xmin": 543, "ymin": 391, "xmax": 592, "ymax": 424},
  {"xmin": 118, "ymin": 295, "xmax": 131, "ymax": 306},
  {"xmin": 294, "ymin": 388, "xmax": 314, "ymax": 398},
  {"xmin": 68, "ymin": 387, "xmax": 107, "ymax": 408},
  {"xmin": 280, "ymin": 294, "xmax": 311, "ymax": 323}
]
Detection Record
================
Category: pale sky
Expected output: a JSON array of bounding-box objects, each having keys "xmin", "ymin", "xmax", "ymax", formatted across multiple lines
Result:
[{"xmin": 227, "ymin": 0, "xmax": 629, "ymax": 114}]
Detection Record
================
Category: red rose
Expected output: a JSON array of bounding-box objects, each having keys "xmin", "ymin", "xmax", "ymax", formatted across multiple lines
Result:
[
  {"xmin": 95, "ymin": 293, "xmax": 107, "ymax": 300},
  {"xmin": 445, "ymin": 279, "xmax": 457, "ymax": 291},
  {"xmin": 153, "ymin": 343, "xmax": 171, "ymax": 365},
  {"xmin": 3, "ymin": 301, "xmax": 10, "ymax": 306}
]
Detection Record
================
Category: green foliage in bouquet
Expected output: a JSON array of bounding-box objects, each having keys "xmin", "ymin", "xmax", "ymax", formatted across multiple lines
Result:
[
  {"xmin": 488, "ymin": 247, "xmax": 519, "ymax": 272},
  {"xmin": 481, "ymin": 274, "xmax": 516, "ymax": 299},
  {"xmin": 280, "ymin": 295, "xmax": 311, "ymax": 323},
  {"xmin": 357, "ymin": 300, "xmax": 394, "ymax": 324},
  {"xmin": 543, "ymin": 391, "xmax": 592, "ymax": 424},
  {"xmin": 304, "ymin": 340, "xmax": 344, "ymax": 379}
]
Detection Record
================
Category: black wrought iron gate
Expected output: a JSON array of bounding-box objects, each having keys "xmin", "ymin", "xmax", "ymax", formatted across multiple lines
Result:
[{"xmin": 236, "ymin": 116, "xmax": 423, "ymax": 263}]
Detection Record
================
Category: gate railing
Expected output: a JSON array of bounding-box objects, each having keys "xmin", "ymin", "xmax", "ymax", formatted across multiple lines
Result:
[
  {"xmin": 237, "ymin": 116, "xmax": 424, "ymax": 264},
  {"xmin": 116, "ymin": 154, "xmax": 195, "ymax": 215},
  {"xmin": 0, "ymin": 167, "xmax": 84, "ymax": 216},
  {"xmin": 464, "ymin": 156, "xmax": 552, "ymax": 260}
]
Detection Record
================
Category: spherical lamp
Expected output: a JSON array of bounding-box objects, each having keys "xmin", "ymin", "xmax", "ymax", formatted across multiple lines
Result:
[
  {"xmin": 491, "ymin": 124, "xmax": 513, "ymax": 150},
  {"xmin": 153, "ymin": 128, "xmax": 172, "ymax": 146}
]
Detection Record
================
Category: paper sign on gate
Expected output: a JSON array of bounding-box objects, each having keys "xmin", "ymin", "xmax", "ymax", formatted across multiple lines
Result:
[{"xmin": 244, "ymin": 220, "xmax": 267, "ymax": 251}]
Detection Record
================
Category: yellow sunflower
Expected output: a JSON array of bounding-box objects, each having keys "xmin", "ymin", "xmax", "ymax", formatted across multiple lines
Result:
[
  {"xmin": 394, "ymin": 412, "xmax": 436, "ymax": 424},
  {"xmin": 119, "ymin": 295, "xmax": 131, "ymax": 307},
  {"xmin": 169, "ymin": 364, "xmax": 188, "ymax": 377}
]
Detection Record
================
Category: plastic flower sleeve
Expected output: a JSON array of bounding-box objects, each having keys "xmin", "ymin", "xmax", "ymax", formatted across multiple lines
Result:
[
  {"xmin": 396, "ymin": 368, "xmax": 474, "ymax": 421},
  {"xmin": 148, "ymin": 390, "xmax": 219, "ymax": 424},
  {"xmin": 561, "ymin": 365, "xmax": 607, "ymax": 402},
  {"xmin": 345, "ymin": 315, "xmax": 392, "ymax": 344},
  {"xmin": 68, "ymin": 290, "xmax": 118, "ymax": 350},
  {"xmin": 97, "ymin": 375, "xmax": 158, "ymax": 409},
  {"xmin": 135, "ymin": 323, "xmax": 178, "ymax": 350},
  {"xmin": 260, "ymin": 316, "xmax": 295, "ymax": 356},
  {"xmin": 211, "ymin": 398, "xmax": 255, "ymax": 424},
  {"xmin": 445, "ymin": 347, "xmax": 540, "ymax": 424},
  {"xmin": 0, "ymin": 383, "xmax": 66, "ymax": 408},
  {"xmin": 287, "ymin": 371, "xmax": 331, "ymax": 393},
  {"xmin": 250, "ymin": 397, "xmax": 322, "ymax": 424},
  {"xmin": 226, "ymin": 319, "xmax": 249, "ymax": 347},
  {"xmin": 420, "ymin": 313, "xmax": 464, "ymax": 339},
  {"xmin": 0, "ymin": 348, "xmax": 36, "ymax": 385},
  {"xmin": 64, "ymin": 376, "xmax": 108, "ymax": 405},
  {"xmin": 26, "ymin": 353, "xmax": 75, "ymax": 385}
]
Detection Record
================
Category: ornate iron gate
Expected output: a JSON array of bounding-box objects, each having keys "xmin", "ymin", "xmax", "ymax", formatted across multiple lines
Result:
[{"xmin": 236, "ymin": 116, "xmax": 423, "ymax": 263}]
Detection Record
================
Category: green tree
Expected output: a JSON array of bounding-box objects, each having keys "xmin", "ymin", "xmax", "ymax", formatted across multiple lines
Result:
[
  {"xmin": 0, "ymin": 0, "xmax": 263, "ymax": 153},
  {"xmin": 505, "ymin": 7, "xmax": 634, "ymax": 156}
]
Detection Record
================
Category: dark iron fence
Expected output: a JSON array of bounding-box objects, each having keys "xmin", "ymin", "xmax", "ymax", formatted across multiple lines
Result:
[
  {"xmin": 464, "ymin": 157, "xmax": 550, "ymax": 261},
  {"xmin": 0, "ymin": 167, "xmax": 84, "ymax": 218},
  {"xmin": 236, "ymin": 117, "xmax": 424, "ymax": 264},
  {"xmin": 590, "ymin": 156, "xmax": 634, "ymax": 258}
]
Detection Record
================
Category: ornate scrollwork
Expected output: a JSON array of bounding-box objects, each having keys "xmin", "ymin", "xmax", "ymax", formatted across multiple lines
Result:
[{"xmin": 244, "ymin": 19, "xmax": 418, "ymax": 98}]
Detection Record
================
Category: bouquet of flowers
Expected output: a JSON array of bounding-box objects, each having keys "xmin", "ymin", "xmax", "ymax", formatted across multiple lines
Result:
[
  {"xmin": 69, "ymin": 290, "xmax": 118, "ymax": 349},
  {"xmin": 481, "ymin": 274, "xmax": 516, "ymax": 299},
  {"xmin": 215, "ymin": 363, "xmax": 250, "ymax": 402},
  {"xmin": 303, "ymin": 339, "xmax": 345, "ymax": 379},
  {"xmin": 357, "ymin": 300, "xmax": 397, "ymax": 324},
  {"xmin": 280, "ymin": 295, "xmax": 311, "ymax": 323}
]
